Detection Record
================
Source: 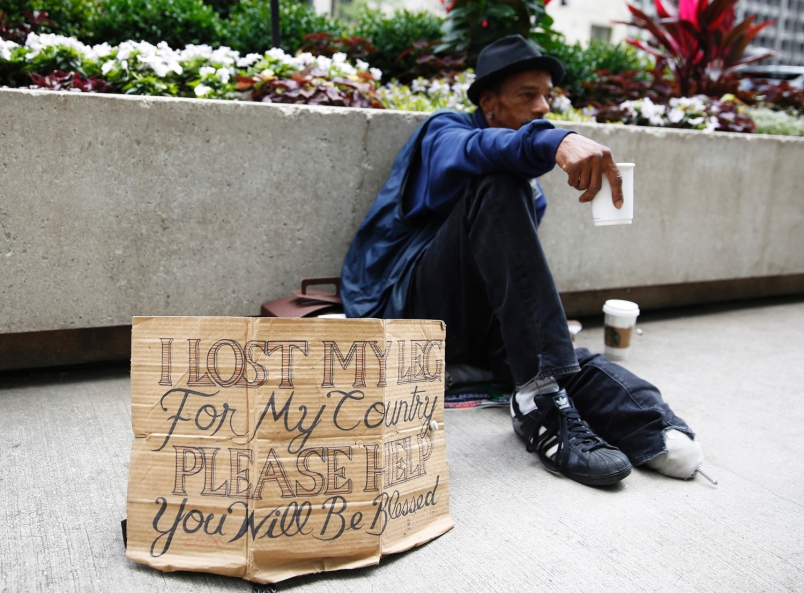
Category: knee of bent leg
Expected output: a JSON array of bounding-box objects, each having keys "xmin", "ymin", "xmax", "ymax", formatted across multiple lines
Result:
[
  {"xmin": 471, "ymin": 171, "xmax": 533, "ymax": 212},
  {"xmin": 479, "ymin": 171, "xmax": 531, "ymax": 197}
]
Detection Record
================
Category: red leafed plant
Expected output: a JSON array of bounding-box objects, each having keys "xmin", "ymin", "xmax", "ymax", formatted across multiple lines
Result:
[
  {"xmin": 622, "ymin": 0, "xmax": 775, "ymax": 97},
  {"xmin": 393, "ymin": 41, "xmax": 466, "ymax": 84},
  {"xmin": 28, "ymin": 70, "xmax": 112, "ymax": 93},
  {"xmin": 298, "ymin": 33, "xmax": 377, "ymax": 63},
  {"xmin": 235, "ymin": 67, "xmax": 384, "ymax": 109},
  {"xmin": 0, "ymin": 10, "xmax": 51, "ymax": 44}
]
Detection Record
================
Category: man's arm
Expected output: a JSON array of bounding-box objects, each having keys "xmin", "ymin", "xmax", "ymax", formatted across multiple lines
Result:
[
  {"xmin": 411, "ymin": 113, "xmax": 623, "ymax": 217},
  {"xmin": 417, "ymin": 115, "xmax": 572, "ymax": 215}
]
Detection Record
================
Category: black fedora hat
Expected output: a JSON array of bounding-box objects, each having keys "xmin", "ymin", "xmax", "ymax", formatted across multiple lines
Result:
[{"xmin": 467, "ymin": 34, "xmax": 564, "ymax": 105}]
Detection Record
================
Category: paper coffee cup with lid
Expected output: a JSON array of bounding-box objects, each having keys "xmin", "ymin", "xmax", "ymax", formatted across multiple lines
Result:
[
  {"xmin": 592, "ymin": 163, "xmax": 634, "ymax": 226},
  {"xmin": 603, "ymin": 299, "xmax": 640, "ymax": 360}
]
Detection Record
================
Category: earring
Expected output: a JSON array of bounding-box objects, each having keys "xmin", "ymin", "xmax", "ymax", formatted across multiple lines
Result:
[{"xmin": 486, "ymin": 112, "xmax": 494, "ymax": 119}]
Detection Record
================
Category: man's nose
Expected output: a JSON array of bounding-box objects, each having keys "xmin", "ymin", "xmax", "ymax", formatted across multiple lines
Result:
[{"xmin": 533, "ymin": 96, "xmax": 550, "ymax": 117}]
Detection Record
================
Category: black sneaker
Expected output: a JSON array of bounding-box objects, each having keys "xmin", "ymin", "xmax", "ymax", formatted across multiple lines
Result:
[{"xmin": 511, "ymin": 389, "xmax": 632, "ymax": 487}]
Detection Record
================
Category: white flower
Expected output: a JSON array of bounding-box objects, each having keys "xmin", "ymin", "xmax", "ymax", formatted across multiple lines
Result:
[
  {"xmin": 675, "ymin": 95, "xmax": 707, "ymax": 111},
  {"xmin": 411, "ymin": 78, "xmax": 427, "ymax": 93},
  {"xmin": 216, "ymin": 68, "xmax": 230, "ymax": 84},
  {"xmin": 121, "ymin": 60, "xmax": 128, "ymax": 71},
  {"xmin": 688, "ymin": 116, "xmax": 704, "ymax": 126},
  {"xmin": 667, "ymin": 107, "xmax": 684, "ymax": 124},
  {"xmin": 199, "ymin": 66, "xmax": 216, "ymax": 77},
  {"xmin": 138, "ymin": 54, "xmax": 169, "ymax": 77},
  {"xmin": 266, "ymin": 47, "xmax": 288, "ymax": 60},
  {"xmin": 101, "ymin": 60, "xmax": 116, "ymax": 75},
  {"xmin": 332, "ymin": 52, "xmax": 347, "ymax": 64},
  {"xmin": 370, "ymin": 68, "xmax": 382, "ymax": 81},
  {"xmin": 356, "ymin": 59, "xmax": 369, "ymax": 71},
  {"xmin": 24, "ymin": 33, "xmax": 96, "ymax": 60},
  {"xmin": 429, "ymin": 80, "xmax": 449, "ymax": 96},
  {"xmin": 194, "ymin": 83, "xmax": 212, "ymax": 97},
  {"xmin": 117, "ymin": 44, "xmax": 133, "ymax": 61},
  {"xmin": 315, "ymin": 55, "xmax": 333, "ymax": 72},
  {"xmin": 209, "ymin": 46, "xmax": 237, "ymax": 67},
  {"xmin": 293, "ymin": 52, "xmax": 315, "ymax": 69},
  {"xmin": 92, "ymin": 42, "xmax": 113, "ymax": 58},
  {"xmin": 0, "ymin": 40, "xmax": 20, "ymax": 61},
  {"xmin": 338, "ymin": 62, "xmax": 358, "ymax": 77},
  {"xmin": 237, "ymin": 53, "xmax": 261, "ymax": 68},
  {"xmin": 551, "ymin": 95, "xmax": 572, "ymax": 114},
  {"xmin": 639, "ymin": 97, "xmax": 665, "ymax": 121},
  {"xmin": 704, "ymin": 116, "xmax": 719, "ymax": 132},
  {"xmin": 182, "ymin": 44, "xmax": 213, "ymax": 60},
  {"xmin": 167, "ymin": 59, "xmax": 183, "ymax": 75},
  {"xmin": 153, "ymin": 62, "xmax": 170, "ymax": 77}
]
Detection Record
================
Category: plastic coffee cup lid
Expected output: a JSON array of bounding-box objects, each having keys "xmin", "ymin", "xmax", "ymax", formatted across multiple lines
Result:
[{"xmin": 603, "ymin": 299, "xmax": 640, "ymax": 316}]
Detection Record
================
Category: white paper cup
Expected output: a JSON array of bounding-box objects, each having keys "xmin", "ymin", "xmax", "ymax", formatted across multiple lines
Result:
[
  {"xmin": 592, "ymin": 163, "xmax": 634, "ymax": 226},
  {"xmin": 602, "ymin": 299, "xmax": 639, "ymax": 360}
]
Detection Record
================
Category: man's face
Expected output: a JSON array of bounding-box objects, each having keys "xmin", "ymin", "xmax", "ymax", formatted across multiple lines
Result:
[{"xmin": 479, "ymin": 69, "xmax": 554, "ymax": 130}]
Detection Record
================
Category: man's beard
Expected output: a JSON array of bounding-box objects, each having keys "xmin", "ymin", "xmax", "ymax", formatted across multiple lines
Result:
[{"xmin": 521, "ymin": 115, "xmax": 544, "ymax": 126}]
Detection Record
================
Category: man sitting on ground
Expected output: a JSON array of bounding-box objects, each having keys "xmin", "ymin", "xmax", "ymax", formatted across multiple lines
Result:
[{"xmin": 340, "ymin": 34, "xmax": 704, "ymax": 487}]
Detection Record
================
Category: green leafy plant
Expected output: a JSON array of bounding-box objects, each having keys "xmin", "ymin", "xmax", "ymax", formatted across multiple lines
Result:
[
  {"xmin": 0, "ymin": 0, "xmax": 99, "ymax": 40},
  {"xmin": 92, "ymin": 0, "xmax": 225, "ymax": 48},
  {"xmin": 438, "ymin": 0, "xmax": 550, "ymax": 62},
  {"xmin": 746, "ymin": 106, "xmax": 804, "ymax": 136},
  {"xmin": 621, "ymin": 0, "xmax": 775, "ymax": 97},
  {"xmin": 224, "ymin": 0, "xmax": 344, "ymax": 56},
  {"xmin": 352, "ymin": 8, "xmax": 445, "ymax": 81},
  {"xmin": 547, "ymin": 40, "xmax": 654, "ymax": 103},
  {"xmin": 205, "ymin": 0, "xmax": 239, "ymax": 19},
  {"xmin": 298, "ymin": 32, "xmax": 377, "ymax": 63},
  {"xmin": 379, "ymin": 71, "xmax": 475, "ymax": 112}
]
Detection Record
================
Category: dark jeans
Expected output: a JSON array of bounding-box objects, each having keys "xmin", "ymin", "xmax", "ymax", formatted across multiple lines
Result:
[
  {"xmin": 406, "ymin": 172, "xmax": 693, "ymax": 464},
  {"xmin": 408, "ymin": 172, "xmax": 580, "ymax": 387}
]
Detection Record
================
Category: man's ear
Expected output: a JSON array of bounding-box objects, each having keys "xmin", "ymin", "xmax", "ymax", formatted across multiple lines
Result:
[{"xmin": 478, "ymin": 90, "xmax": 498, "ymax": 120}]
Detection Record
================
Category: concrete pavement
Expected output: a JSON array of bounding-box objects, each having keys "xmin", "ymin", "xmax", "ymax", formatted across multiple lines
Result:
[{"xmin": 2, "ymin": 296, "xmax": 803, "ymax": 592}]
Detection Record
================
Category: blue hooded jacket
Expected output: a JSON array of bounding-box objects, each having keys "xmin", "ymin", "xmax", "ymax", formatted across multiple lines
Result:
[{"xmin": 340, "ymin": 109, "xmax": 572, "ymax": 319}]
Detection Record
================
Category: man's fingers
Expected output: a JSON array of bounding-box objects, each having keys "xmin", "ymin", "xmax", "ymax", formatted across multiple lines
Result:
[
  {"xmin": 605, "ymin": 164, "xmax": 624, "ymax": 208},
  {"xmin": 565, "ymin": 165, "xmax": 581, "ymax": 189},
  {"xmin": 578, "ymin": 164, "xmax": 593, "ymax": 193},
  {"xmin": 578, "ymin": 159, "xmax": 603, "ymax": 203},
  {"xmin": 557, "ymin": 134, "xmax": 620, "ymax": 204}
]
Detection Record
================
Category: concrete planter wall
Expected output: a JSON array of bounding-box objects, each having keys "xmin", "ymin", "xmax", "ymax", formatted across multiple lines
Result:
[{"xmin": 1, "ymin": 89, "xmax": 802, "ymax": 367}]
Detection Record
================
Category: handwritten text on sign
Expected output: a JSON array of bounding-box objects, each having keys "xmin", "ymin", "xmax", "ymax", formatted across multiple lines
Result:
[{"xmin": 128, "ymin": 320, "xmax": 450, "ymax": 576}]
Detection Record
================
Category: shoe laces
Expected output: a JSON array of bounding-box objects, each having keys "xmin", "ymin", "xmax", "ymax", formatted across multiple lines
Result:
[
  {"xmin": 555, "ymin": 406, "xmax": 607, "ymax": 454},
  {"xmin": 526, "ymin": 403, "xmax": 607, "ymax": 465}
]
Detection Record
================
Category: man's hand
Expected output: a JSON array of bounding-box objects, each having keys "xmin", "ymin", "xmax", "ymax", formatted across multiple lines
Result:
[{"xmin": 555, "ymin": 134, "xmax": 623, "ymax": 207}]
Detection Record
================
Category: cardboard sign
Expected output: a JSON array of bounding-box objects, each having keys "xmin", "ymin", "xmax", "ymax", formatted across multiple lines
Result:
[{"xmin": 127, "ymin": 317, "xmax": 453, "ymax": 584}]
